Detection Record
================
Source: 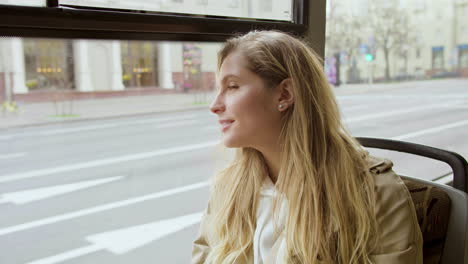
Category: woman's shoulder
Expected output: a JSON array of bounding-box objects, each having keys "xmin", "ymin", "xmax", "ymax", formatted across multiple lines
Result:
[
  {"xmin": 365, "ymin": 155, "xmax": 416, "ymax": 227},
  {"xmin": 365, "ymin": 155, "xmax": 410, "ymax": 197},
  {"xmin": 365, "ymin": 155, "xmax": 423, "ymax": 262}
]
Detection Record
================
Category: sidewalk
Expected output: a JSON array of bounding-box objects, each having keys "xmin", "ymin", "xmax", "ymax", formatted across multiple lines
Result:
[
  {"xmin": 0, "ymin": 92, "xmax": 215, "ymax": 130},
  {"xmin": 0, "ymin": 79, "xmax": 464, "ymax": 130}
]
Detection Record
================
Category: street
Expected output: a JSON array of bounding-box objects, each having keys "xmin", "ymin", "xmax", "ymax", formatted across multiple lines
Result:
[{"xmin": 0, "ymin": 81, "xmax": 467, "ymax": 264}]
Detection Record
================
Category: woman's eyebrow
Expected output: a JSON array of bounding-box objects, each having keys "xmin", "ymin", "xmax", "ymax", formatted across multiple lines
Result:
[{"xmin": 221, "ymin": 74, "xmax": 240, "ymax": 83}]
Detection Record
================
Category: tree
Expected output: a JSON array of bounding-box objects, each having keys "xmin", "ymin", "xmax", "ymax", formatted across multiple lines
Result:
[
  {"xmin": 395, "ymin": 16, "xmax": 418, "ymax": 78},
  {"xmin": 326, "ymin": 0, "xmax": 364, "ymax": 83},
  {"xmin": 368, "ymin": 2, "xmax": 416, "ymax": 81}
]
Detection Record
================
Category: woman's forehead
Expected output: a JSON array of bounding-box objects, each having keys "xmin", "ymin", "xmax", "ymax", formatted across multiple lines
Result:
[{"xmin": 217, "ymin": 52, "xmax": 250, "ymax": 81}]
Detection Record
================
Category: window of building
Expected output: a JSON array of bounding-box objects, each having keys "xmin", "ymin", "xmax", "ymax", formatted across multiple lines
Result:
[
  {"xmin": 459, "ymin": 46, "xmax": 468, "ymax": 68},
  {"xmin": 121, "ymin": 41, "xmax": 159, "ymax": 88},
  {"xmin": 432, "ymin": 46, "xmax": 444, "ymax": 69},
  {"xmin": 416, "ymin": 48, "xmax": 421, "ymax": 59},
  {"xmin": 23, "ymin": 39, "xmax": 74, "ymax": 91},
  {"xmin": 181, "ymin": 43, "xmax": 203, "ymax": 92}
]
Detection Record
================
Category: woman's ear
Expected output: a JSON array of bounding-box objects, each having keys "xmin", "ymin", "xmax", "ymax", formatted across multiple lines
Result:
[{"xmin": 277, "ymin": 78, "xmax": 295, "ymax": 111}]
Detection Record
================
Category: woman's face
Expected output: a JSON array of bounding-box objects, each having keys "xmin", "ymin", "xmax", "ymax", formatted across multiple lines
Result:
[{"xmin": 210, "ymin": 51, "xmax": 282, "ymax": 150}]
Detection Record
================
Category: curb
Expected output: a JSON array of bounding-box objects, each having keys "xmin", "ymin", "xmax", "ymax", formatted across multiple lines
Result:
[{"xmin": 0, "ymin": 105, "xmax": 210, "ymax": 131}]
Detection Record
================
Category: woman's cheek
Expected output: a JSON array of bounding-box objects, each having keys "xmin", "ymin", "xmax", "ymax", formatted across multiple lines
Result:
[{"xmin": 228, "ymin": 94, "xmax": 245, "ymax": 114}]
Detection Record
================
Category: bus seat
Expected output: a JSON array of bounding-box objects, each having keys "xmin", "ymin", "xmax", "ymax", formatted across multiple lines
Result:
[{"xmin": 357, "ymin": 137, "xmax": 468, "ymax": 264}]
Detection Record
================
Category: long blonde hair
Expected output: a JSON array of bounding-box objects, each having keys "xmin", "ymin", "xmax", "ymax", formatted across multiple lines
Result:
[{"xmin": 207, "ymin": 31, "xmax": 378, "ymax": 263}]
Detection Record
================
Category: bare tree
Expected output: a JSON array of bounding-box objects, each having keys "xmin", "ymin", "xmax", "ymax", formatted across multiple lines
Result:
[
  {"xmin": 326, "ymin": 0, "xmax": 364, "ymax": 82},
  {"xmin": 368, "ymin": 2, "xmax": 415, "ymax": 81},
  {"xmin": 395, "ymin": 16, "xmax": 418, "ymax": 78}
]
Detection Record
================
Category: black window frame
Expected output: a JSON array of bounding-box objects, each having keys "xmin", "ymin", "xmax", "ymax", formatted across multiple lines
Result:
[
  {"xmin": 0, "ymin": 1, "xmax": 308, "ymax": 42},
  {"xmin": 0, "ymin": 0, "xmax": 325, "ymax": 58}
]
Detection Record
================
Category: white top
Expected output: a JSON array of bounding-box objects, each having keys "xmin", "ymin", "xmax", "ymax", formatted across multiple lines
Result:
[{"xmin": 253, "ymin": 177, "xmax": 288, "ymax": 264}]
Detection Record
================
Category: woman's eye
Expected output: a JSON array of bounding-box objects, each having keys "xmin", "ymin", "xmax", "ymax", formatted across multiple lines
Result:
[{"xmin": 227, "ymin": 85, "xmax": 239, "ymax": 89}]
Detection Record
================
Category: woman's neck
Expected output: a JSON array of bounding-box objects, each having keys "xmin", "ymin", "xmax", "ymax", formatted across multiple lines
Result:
[{"xmin": 259, "ymin": 147, "xmax": 281, "ymax": 184}]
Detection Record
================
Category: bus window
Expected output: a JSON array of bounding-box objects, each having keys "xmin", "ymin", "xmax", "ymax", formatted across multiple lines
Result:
[
  {"xmin": 325, "ymin": 0, "xmax": 468, "ymax": 184},
  {"xmin": 0, "ymin": 1, "xmax": 307, "ymax": 263}
]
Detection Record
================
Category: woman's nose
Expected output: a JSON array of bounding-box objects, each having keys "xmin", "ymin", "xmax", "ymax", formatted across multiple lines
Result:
[{"xmin": 210, "ymin": 94, "xmax": 225, "ymax": 114}]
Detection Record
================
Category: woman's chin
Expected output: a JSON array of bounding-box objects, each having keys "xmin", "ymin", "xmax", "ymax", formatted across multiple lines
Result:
[
  {"xmin": 222, "ymin": 136, "xmax": 242, "ymax": 148},
  {"xmin": 222, "ymin": 140, "xmax": 237, "ymax": 148}
]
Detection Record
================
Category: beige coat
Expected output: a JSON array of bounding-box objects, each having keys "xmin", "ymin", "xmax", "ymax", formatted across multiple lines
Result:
[{"xmin": 191, "ymin": 156, "xmax": 423, "ymax": 263}]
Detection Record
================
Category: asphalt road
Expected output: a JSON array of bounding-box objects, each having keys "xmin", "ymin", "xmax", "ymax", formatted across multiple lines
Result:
[{"xmin": 0, "ymin": 81, "xmax": 467, "ymax": 264}]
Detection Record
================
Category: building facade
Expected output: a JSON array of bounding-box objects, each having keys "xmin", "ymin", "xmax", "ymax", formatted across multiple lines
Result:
[
  {"xmin": 325, "ymin": 0, "xmax": 468, "ymax": 84},
  {"xmin": 0, "ymin": 0, "xmax": 290, "ymax": 102}
]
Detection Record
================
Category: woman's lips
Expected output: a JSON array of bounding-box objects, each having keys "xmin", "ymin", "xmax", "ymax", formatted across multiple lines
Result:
[{"xmin": 219, "ymin": 119, "xmax": 234, "ymax": 132}]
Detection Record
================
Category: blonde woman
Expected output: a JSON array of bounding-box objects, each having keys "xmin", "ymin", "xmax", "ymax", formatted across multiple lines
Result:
[{"xmin": 192, "ymin": 31, "xmax": 423, "ymax": 264}]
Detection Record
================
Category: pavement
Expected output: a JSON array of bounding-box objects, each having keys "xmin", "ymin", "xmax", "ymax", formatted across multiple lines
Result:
[{"xmin": 0, "ymin": 78, "xmax": 465, "ymax": 130}]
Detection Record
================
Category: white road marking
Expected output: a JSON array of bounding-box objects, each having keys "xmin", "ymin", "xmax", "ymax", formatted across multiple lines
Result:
[
  {"xmin": 40, "ymin": 124, "xmax": 119, "ymax": 135},
  {"xmin": 0, "ymin": 152, "xmax": 26, "ymax": 160},
  {"xmin": 434, "ymin": 174, "xmax": 453, "ymax": 185},
  {"xmin": 345, "ymin": 104, "xmax": 444, "ymax": 123},
  {"xmin": 338, "ymin": 94, "xmax": 468, "ymax": 100},
  {"xmin": 0, "ymin": 176, "xmax": 124, "ymax": 205},
  {"xmin": 86, "ymin": 212, "xmax": 203, "ymax": 254},
  {"xmin": 392, "ymin": 119, "xmax": 468, "ymax": 140},
  {"xmin": 134, "ymin": 114, "xmax": 197, "ymax": 125},
  {"xmin": 0, "ymin": 181, "xmax": 209, "ymax": 236},
  {"xmin": 156, "ymin": 120, "xmax": 198, "ymax": 128},
  {"xmin": 440, "ymin": 105, "xmax": 468, "ymax": 109},
  {"xmin": 26, "ymin": 212, "xmax": 203, "ymax": 264},
  {"xmin": 25, "ymin": 244, "xmax": 102, "ymax": 264},
  {"xmin": 0, "ymin": 141, "xmax": 218, "ymax": 184},
  {"xmin": 342, "ymin": 105, "xmax": 370, "ymax": 111}
]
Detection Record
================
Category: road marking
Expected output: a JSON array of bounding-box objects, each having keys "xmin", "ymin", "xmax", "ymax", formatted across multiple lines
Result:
[
  {"xmin": 0, "ymin": 176, "xmax": 124, "ymax": 205},
  {"xmin": 26, "ymin": 212, "xmax": 203, "ymax": 264},
  {"xmin": 26, "ymin": 244, "xmax": 103, "ymax": 264},
  {"xmin": 343, "ymin": 105, "xmax": 370, "ymax": 111},
  {"xmin": 434, "ymin": 174, "xmax": 453, "ymax": 185},
  {"xmin": 40, "ymin": 124, "xmax": 119, "ymax": 135},
  {"xmin": 440, "ymin": 105, "xmax": 468, "ymax": 109},
  {"xmin": 0, "ymin": 141, "xmax": 218, "ymax": 184},
  {"xmin": 134, "ymin": 114, "xmax": 197, "ymax": 125},
  {"xmin": 0, "ymin": 152, "xmax": 26, "ymax": 160},
  {"xmin": 338, "ymin": 94, "xmax": 468, "ymax": 100},
  {"xmin": 392, "ymin": 119, "xmax": 468, "ymax": 140},
  {"xmin": 345, "ymin": 104, "xmax": 444, "ymax": 123},
  {"xmin": 156, "ymin": 120, "xmax": 198, "ymax": 128},
  {"xmin": 0, "ymin": 181, "xmax": 209, "ymax": 236},
  {"xmin": 87, "ymin": 212, "xmax": 203, "ymax": 254}
]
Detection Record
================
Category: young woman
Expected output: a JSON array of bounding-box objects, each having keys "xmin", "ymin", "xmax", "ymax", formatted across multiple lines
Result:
[{"xmin": 192, "ymin": 30, "xmax": 422, "ymax": 264}]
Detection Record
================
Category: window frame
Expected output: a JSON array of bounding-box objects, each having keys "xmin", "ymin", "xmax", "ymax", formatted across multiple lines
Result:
[
  {"xmin": 0, "ymin": 1, "xmax": 307, "ymax": 42},
  {"xmin": 0, "ymin": 0, "xmax": 325, "ymax": 58}
]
